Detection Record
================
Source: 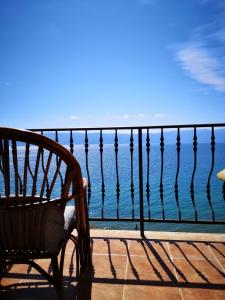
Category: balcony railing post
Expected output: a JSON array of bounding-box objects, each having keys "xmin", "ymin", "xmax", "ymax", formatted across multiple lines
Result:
[{"xmin": 138, "ymin": 128, "xmax": 145, "ymax": 237}]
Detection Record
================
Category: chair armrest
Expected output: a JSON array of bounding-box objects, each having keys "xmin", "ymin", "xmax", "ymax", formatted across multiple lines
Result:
[{"xmin": 66, "ymin": 178, "xmax": 88, "ymax": 202}]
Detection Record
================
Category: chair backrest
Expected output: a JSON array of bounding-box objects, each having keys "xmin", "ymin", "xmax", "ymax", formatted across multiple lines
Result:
[{"xmin": 0, "ymin": 127, "xmax": 83, "ymax": 208}]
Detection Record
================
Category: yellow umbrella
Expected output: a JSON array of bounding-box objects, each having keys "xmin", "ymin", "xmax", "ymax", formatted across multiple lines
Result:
[{"xmin": 217, "ymin": 169, "xmax": 225, "ymax": 182}]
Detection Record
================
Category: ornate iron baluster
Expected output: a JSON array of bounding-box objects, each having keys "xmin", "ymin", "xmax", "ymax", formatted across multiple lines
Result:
[
  {"xmin": 11, "ymin": 140, "xmax": 18, "ymax": 196},
  {"xmin": 11, "ymin": 140, "xmax": 23, "ymax": 196},
  {"xmin": 138, "ymin": 128, "xmax": 144, "ymax": 236},
  {"xmin": 130, "ymin": 129, "xmax": 134, "ymax": 219},
  {"xmin": 114, "ymin": 129, "xmax": 120, "ymax": 219},
  {"xmin": 146, "ymin": 129, "xmax": 150, "ymax": 220},
  {"xmin": 48, "ymin": 157, "xmax": 62, "ymax": 199},
  {"xmin": 23, "ymin": 143, "xmax": 29, "ymax": 197},
  {"xmin": 25, "ymin": 143, "xmax": 35, "ymax": 195},
  {"xmin": 40, "ymin": 148, "xmax": 46, "ymax": 198},
  {"xmin": 174, "ymin": 128, "xmax": 181, "ymax": 221},
  {"xmin": 2, "ymin": 140, "xmax": 10, "ymax": 197},
  {"xmin": 55, "ymin": 131, "xmax": 63, "ymax": 193},
  {"xmin": 206, "ymin": 127, "xmax": 215, "ymax": 222},
  {"xmin": 55, "ymin": 130, "xmax": 59, "ymax": 143},
  {"xmin": 70, "ymin": 130, "xmax": 74, "ymax": 154},
  {"xmin": 99, "ymin": 130, "xmax": 105, "ymax": 218},
  {"xmin": 31, "ymin": 146, "xmax": 41, "ymax": 201},
  {"xmin": 39, "ymin": 135, "xmax": 50, "ymax": 200},
  {"xmin": 190, "ymin": 127, "xmax": 198, "ymax": 221},
  {"xmin": 160, "ymin": 128, "xmax": 165, "ymax": 220},
  {"xmin": 40, "ymin": 150, "xmax": 52, "ymax": 200},
  {"xmin": 85, "ymin": 130, "xmax": 91, "ymax": 206}
]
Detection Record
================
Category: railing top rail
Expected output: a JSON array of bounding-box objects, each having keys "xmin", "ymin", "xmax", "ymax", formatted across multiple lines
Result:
[{"xmin": 28, "ymin": 123, "xmax": 225, "ymax": 132}]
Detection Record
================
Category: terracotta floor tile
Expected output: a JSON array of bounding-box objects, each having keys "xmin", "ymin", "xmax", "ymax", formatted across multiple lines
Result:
[
  {"xmin": 91, "ymin": 283, "xmax": 123, "ymax": 300},
  {"xmin": 34, "ymin": 259, "xmax": 52, "ymax": 274},
  {"xmin": 92, "ymin": 254, "xmax": 127, "ymax": 280},
  {"xmin": 169, "ymin": 241, "xmax": 214, "ymax": 260},
  {"xmin": 126, "ymin": 256, "xmax": 177, "ymax": 282},
  {"xmin": 2, "ymin": 279, "xmax": 80, "ymax": 300},
  {"xmin": 63, "ymin": 239, "xmax": 77, "ymax": 254},
  {"xmin": 1, "ymin": 277, "xmax": 23, "ymax": 288},
  {"xmin": 61, "ymin": 253, "xmax": 78, "ymax": 278},
  {"xmin": 1, "ymin": 263, "xmax": 40, "ymax": 287},
  {"xmin": 5, "ymin": 264, "xmax": 31, "ymax": 276},
  {"xmin": 123, "ymin": 285, "xmax": 181, "ymax": 300},
  {"xmin": 129, "ymin": 240, "xmax": 171, "ymax": 259},
  {"xmin": 173, "ymin": 258, "xmax": 225, "ymax": 284},
  {"xmin": 1, "ymin": 232, "xmax": 225, "ymax": 300},
  {"xmin": 181, "ymin": 288, "xmax": 225, "ymax": 300},
  {"xmin": 209, "ymin": 243, "xmax": 225, "ymax": 266},
  {"xmin": 92, "ymin": 238, "xmax": 127, "ymax": 255}
]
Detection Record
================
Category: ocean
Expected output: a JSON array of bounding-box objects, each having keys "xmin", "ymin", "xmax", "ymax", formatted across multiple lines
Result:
[
  {"xmin": 1, "ymin": 132, "xmax": 225, "ymax": 233},
  {"xmin": 73, "ymin": 142, "xmax": 225, "ymax": 233}
]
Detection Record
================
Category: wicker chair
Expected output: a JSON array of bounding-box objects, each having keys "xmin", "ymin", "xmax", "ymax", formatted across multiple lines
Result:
[{"xmin": 0, "ymin": 127, "xmax": 91, "ymax": 299}]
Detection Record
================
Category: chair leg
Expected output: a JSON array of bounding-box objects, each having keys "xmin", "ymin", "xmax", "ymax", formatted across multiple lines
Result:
[
  {"xmin": 51, "ymin": 256, "xmax": 64, "ymax": 300},
  {"xmin": 69, "ymin": 234, "xmax": 80, "ymax": 277},
  {"xmin": 0, "ymin": 258, "xmax": 5, "ymax": 281},
  {"xmin": 81, "ymin": 234, "xmax": 92, "ymax": 272},
  {"xmin": 60, "ymin": 245, "xmax": 66, "ymax": 276},
  {"xmin": 75, "ymin": 242, "xmax": 80, "ymax": 277}
]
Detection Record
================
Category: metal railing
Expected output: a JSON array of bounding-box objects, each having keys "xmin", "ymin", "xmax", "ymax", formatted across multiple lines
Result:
[{"xmin": 29, "ymin": 124, "xmax": 225, "ymax": 235}]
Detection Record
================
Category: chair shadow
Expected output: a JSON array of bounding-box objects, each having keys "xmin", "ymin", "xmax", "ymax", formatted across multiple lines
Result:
[
  {"xmin": 1, "ymin": 276, "xmax": 92, "ymax": 300},
  {"xmin": 0, "ymin": 242, "xmax": 93, "ymax": 300}
]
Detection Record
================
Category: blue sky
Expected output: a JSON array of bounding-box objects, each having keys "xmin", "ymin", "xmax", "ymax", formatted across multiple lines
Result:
[{"xmin": 1, "ymin": 0, "xmax": 225, "ymax": 129}]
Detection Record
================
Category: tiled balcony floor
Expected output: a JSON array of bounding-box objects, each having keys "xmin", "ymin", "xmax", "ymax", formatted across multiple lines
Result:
[{"xmin": 1, "ymin": 230, "xmax": 225, "ymax": 300}]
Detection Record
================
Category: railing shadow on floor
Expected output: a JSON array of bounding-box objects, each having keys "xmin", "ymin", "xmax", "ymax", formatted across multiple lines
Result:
[
  {"xmin": 1, "ymin": 237, "xmax": 225, "ymax": 299},
  {"xmin": 91, "ymin": 237, "xmax": 225, "ymax": 290}
]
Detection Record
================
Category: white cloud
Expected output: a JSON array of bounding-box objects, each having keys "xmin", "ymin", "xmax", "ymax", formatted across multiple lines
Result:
[
  {"xmin": 123, "ymin": 114, "xmax": 129, "ymax": 119},
  {"xmin": 138, "ymin": 113, "xmax": 144, "ymax": 118},
  {"xmin": 154, "ymin": 113, "xmax": 166, "ymax": 117},
  {"xmin": 114, "ymin": 113, "xmax": 145, "ymax": 119},
  {"xmin": 174, "ymin": 0, "xmax": 225, "ymax": 92},
  {"xmin": 69, "ymin": 115, "xmax": 79, "ymax": 120},
  {"xmin": 171, "ymin": 0, "xmax": 225, "ymax": 92},
  {"xmin": 114, "ymin": 114, "xmax": 129, "ymax": 119},
  {"xmin": 176, "ymin": 45, "xmax": 225, "ymax": 91}
]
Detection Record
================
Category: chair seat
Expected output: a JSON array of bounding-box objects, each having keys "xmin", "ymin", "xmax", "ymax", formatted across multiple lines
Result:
[{"xmin": 0, "ymin": 203, "xmax": 76, "ymax": 255}]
